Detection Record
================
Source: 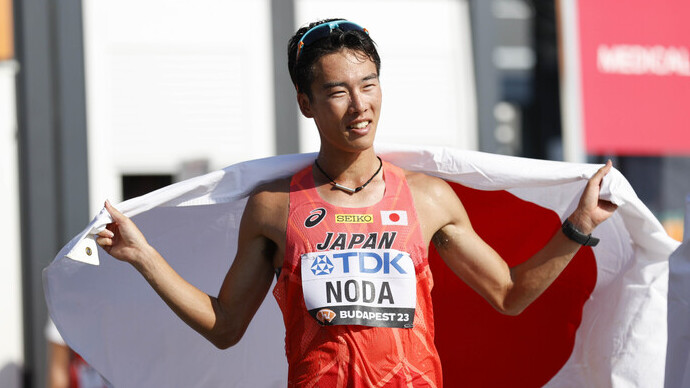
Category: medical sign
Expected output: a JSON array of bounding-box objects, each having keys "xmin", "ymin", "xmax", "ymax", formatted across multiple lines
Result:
[{"xmin": 578, "ymin": 0, "xmax": 690, "ymax": 155}]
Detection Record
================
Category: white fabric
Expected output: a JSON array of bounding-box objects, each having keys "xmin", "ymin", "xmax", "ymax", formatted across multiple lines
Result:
[
  {"xmin": 43, "ymin": 144, "xmax": 680, "ymax": 387},
  {"xmin": 45, "ymin": 318, "xmax": 66, "ymax": 346}
]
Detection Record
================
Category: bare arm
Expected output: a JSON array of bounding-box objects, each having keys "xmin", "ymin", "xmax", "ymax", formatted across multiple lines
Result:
[
  {"xmin": 96, "ymin": 191, "xmax": 282, "ymax": 348},
  {"xmin": 47, "ymin": 342, "xmax": 70, "ymax": 388},
  {"xmin": 415, "ymin": 161, "xmax": 616, "ymax": 315}
]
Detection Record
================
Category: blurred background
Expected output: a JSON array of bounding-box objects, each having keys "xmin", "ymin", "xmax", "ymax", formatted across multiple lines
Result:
[{"xmin": 1, "ymin": 0, "xmax": 688, "ymax": 387}]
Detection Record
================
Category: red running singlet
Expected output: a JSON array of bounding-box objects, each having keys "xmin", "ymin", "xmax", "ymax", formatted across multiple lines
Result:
[{"xmin": 273, "ymin": 161, "xmax": 442, "ymax": 387}]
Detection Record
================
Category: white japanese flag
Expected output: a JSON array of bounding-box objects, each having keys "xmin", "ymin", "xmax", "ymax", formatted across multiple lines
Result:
[{"xmin": 43, "ymin": 144, "xmax": 682, "ymax": 387}]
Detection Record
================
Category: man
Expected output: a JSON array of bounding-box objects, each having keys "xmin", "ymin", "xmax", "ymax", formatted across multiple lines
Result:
[
  {"xmin": 96, "ymin": 19, "xmax": 616, "ymax": 386},
  {"xmin": 46, "ymin": 318, "xmax": 113, "ymax": 388}
]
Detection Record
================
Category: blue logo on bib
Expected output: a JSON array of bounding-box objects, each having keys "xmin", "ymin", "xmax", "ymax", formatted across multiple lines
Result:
[{"xmin": 311, "ymin": 254, "xmax": 334, "ymax": 275}]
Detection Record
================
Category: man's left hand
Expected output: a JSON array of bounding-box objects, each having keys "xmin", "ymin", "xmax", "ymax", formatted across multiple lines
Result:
[{"xmin": 568, "ymin": 160, "xmax": 618, "ymax": 234}]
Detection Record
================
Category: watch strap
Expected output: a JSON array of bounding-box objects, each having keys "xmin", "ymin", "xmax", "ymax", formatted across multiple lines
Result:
[{"xmin": 562, "ymin": 219, "xmax": 600, "ymax": 247}]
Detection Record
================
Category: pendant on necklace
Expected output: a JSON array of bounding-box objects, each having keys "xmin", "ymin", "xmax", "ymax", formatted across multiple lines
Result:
[
  {"xmin": 332, "ymin": 182, "xmax": 360, "ymax": 194},
  {"xmin": 314, "ymin": 156, "xmax": 383, "ymax": 194}
]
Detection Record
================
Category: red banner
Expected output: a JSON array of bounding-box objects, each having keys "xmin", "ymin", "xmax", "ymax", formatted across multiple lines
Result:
[{"xmin": 578, "ymin": 0, "xmax": 690, "ymax": 155}]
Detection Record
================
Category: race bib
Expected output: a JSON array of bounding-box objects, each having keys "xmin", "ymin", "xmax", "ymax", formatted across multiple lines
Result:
[{"xmin": 301, "ymin": 248, "xmax": 416, "ymax": 328}]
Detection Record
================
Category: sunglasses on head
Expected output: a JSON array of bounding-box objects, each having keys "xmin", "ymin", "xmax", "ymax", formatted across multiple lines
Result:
[{"xmin": 295, "ymin": 20, "xmax": 369, "ymax": 62}]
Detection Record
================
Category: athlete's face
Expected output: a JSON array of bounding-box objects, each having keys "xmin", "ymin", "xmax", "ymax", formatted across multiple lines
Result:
[{"xmin": 298, "ymin": 49, "xmax": 382, "ymax": 154}]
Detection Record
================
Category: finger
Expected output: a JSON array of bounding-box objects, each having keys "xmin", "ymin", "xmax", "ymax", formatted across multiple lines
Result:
[
  {"xmin": 587, "ymin": 160, "xmax": 613, "ymax": 187},
  {"xmin": 594, "ymin": 159, "xmax": 613, "ymax": 179},
  {"xmin": 104, "ymin": 200, "xmax": 128, "ymax": 223},
  {"xmin": 96, "ymin": 236, "xmax": 112, "ymax": 247},
  {"xmin": 97, "ymin": 229, "xmax": 114, "ymax": 238},
  {"xmin": 598, "ymin": 199, "xmax": 618, "ymax": 212}
]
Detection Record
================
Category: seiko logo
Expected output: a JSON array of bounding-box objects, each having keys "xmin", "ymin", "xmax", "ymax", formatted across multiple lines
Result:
[
  {"xmin": 304, "ymin": 208, "xmax": 327, "ymax": 228},
  {"xmin": 335, "ymin": 214, "xmax": 373, "ymax": 223}
]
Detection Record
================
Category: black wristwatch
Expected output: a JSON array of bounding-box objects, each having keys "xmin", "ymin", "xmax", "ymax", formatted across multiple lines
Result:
[{"xmin": 562, "ymin": 219, "xmax": 600, "ymax": 246}]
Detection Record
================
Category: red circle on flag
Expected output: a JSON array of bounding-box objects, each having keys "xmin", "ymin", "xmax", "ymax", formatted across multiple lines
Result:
[
  {"xmin": 431, "ymin": 182, "xmax": 596, "ymax": 387},
  {"xmin": 389, "ymin": 213, "xmax": 400, "ymax": 222}
]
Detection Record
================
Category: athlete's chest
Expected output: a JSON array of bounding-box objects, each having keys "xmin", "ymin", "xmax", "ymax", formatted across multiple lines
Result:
[
  {"xmin": 282, "ymin": 162, "xmax": 427, "ymax": 264},
  {"xmin": 287, "ymin": 201, "xmax": 423, "ymax": 328}
]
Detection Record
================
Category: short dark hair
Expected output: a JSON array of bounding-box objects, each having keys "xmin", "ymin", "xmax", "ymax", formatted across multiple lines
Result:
[{"xmin": 287, "ymin": 18, "xmax": 381, "ymax": 99}]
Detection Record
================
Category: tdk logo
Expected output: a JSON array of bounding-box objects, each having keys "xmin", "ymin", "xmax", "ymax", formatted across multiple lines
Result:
[
  {"xmin": 310, "ymin": 255, "xmax": 334, "ymax": 275},
  {"xmin": 311, "ymin": 251, "xmax": 408, "ymax": 276}
]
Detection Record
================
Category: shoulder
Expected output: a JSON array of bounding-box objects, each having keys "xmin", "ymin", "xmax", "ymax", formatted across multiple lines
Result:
[
  {"xmin": 241, "ymin": 177, "xmax": 291, "ymax": 238},
  {"xmin": 403, "ymin": 169, "xmax": 458, "ymax": 206},
  {"xmin": 399, "ymin": 167, "xmax": 469, "ymax": 241},
  {"xmin": 246, "ymin": 177, "xmax": 290, "ymax": 216}
]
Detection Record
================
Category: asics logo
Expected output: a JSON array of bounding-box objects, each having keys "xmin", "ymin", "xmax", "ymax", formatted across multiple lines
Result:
[{"xmin": 305, "ymin": 208, "xmax": 327, "ymax": 228}]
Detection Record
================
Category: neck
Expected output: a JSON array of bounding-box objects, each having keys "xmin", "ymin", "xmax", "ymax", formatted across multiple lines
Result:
[{"xmin": 315, "ymin": 148, "xmax": 380, "ymax": 186}]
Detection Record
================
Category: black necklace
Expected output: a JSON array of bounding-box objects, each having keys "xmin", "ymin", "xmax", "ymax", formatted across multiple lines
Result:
[{"xmin": 314, "ymin": 156, "xmax": 383, "ymax": 194}]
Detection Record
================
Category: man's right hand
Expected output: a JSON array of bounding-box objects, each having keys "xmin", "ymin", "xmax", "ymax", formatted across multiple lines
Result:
[
  {"xmin": 96, "ymin": 200, "xmax": 152, "ymax": 266},
  {"xmin": 92, "ymin": 186, "xmax": 284, "ymax": 350}
]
